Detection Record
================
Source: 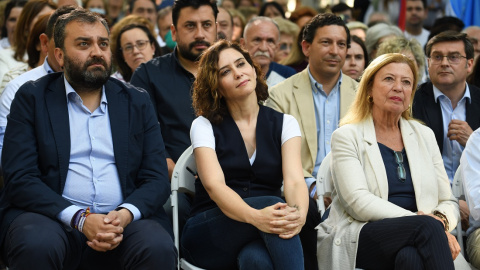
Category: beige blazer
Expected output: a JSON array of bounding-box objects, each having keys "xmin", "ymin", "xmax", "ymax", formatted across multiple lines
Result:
[
  {"xmin": 317, "ymin": 116, "xmax": 459, "ymax": 270},
  {"xmin": 266, "ymin": 68, "xmax": 358, "ymax": 178}
]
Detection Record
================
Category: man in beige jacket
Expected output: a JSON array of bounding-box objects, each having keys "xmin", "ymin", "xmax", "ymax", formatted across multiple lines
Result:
[{"xmin": 266, "ymin": 12, "xmax": 357, "ymax": 270}]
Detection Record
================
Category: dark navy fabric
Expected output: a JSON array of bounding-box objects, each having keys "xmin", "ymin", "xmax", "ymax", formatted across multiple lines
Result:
[
  {"xmin": 266, "ymin": 62, "xmax": 297, "ymax": 79},
  {"xmin": 378, "ymin": 143, "xmax": 417, "ymax": 212},
  {"xmin": 190, "ymin": 105, "xmax": 284, "ymax": 216}
]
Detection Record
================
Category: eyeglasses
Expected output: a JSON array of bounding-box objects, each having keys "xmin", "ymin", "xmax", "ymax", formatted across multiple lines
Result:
[
  {"xmin": 121, "ymin": 40, "xmax": 150, "ymax": 54},
  {"xmin": 429, "ymin": 53, "xmax": 467, "ymax": 64},
  {"xmin": 279, "ymin": 43, "xmax": 292, "ymax": 51},
  {"xmin": 394, "ymin": 151, "xmax": 406, "ymax": 183}
]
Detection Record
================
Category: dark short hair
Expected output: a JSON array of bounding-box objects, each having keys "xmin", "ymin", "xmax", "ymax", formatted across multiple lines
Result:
[
  {"xmin": 128, "ymin": 0, "xmax": 156, "ymax": 13},
  {"xmin": 114, "ymin": 23, "xmax": 162, "ymax": 81},
  {"xmin": 2, "ymin": 0, "xmax": 27, "ymax": 39},
  {"xmin": 303, "ymin": 12, "xmax": 350, "ymax": 48},
  {"xmin": 258, "ymin": 2, "xmax": 285, "ymax": 19},
  {"xmin": 193, "ymin": 40, "xmax": 268, "ymax": 124},
  {"xmin": 27, "ymin": 13, "xmax": 49, "ymax": 68},
  {"xmin": 54, "ymin": 9, "xmax": 109, "ymax": 50},
  {"xmin": 467, "ymin": 56, "xmax": 480, "ymax": 87},
  {"xmin": 426, "ymin": 30, "xmax": 474, "ymax": 60},
  {"xmin": 172, "ymin": 0, "xmax": 218, "ymax": 27},
  {"xmin": 407, "ymin": 0, "xmax": 427, "ymax": 9},
  {"xmin": 45, "ymin": 5, "xmax": 77, "ymax": 39}
]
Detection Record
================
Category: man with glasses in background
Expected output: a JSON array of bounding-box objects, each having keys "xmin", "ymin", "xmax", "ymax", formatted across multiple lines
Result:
[{"xmin": 413, "ymin": 30, "xmax": 480, "ymax": 232}]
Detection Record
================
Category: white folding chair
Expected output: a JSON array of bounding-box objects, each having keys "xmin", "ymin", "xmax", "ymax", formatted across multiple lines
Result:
[
  {"xmin": 452, "ymin": 167, "xmax": 467, "ymax": 256},
  {"xmin": 316, "ymin": 152, "xmax": 333, "ymax": 219},
  {"xmin": 171, "ymin": 146, "xmax": 205, "ymax": 270}
]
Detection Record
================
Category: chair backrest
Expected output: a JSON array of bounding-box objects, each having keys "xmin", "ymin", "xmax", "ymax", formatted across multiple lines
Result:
[
  {"xmin": 316, "ymin": 152, "xmax": 333, "ymax": 218},
  {"xmin": 171, "ymin": 146, "xmax": 196, "ymax": 196},
  {"xmin": 452, "ymin": 167, "xmax": 464, "ymax": 198}
]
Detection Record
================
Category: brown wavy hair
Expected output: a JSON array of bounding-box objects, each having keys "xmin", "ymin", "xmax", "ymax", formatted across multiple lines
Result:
[{"xmin": 193, "ymin": 40, "xmax": 268, "ymax": 124}]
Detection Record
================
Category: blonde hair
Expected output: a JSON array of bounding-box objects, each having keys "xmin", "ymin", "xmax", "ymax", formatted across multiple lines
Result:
[
  {"xmin": 273, "ymin": 17, "xmax": 299, "ymax": 37},
  {"xmin": 340, "ymin": 53, "xmax": 418, "ymax": 126}
]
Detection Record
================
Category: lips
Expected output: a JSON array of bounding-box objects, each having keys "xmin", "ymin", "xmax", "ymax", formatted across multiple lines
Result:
[
  {"xmin": 237, "ymin": 79, "xmax": 249, "ymax": 87},
  {"xmin": 390, "ymin": 96, "xmax": 403, "ymax": 102}
]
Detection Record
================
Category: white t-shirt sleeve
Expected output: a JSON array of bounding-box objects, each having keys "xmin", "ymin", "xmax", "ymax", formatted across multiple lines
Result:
[
  {"xmin": 190, "ymin": 116, "xmax": 215, "ymax": 150},
  {"xmin": 281, "ymin": 114, "xmax": 301, "ymax": 145}
]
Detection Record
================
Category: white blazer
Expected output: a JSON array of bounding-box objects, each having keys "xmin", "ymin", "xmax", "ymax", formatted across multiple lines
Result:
[{"xmin": 317, "ymin": 116, "xmax": 459, "ymax": 270}]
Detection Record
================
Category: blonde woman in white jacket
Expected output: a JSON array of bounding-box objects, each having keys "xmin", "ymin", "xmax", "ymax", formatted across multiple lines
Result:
[{"xmin": 317, "ymin": 53, "xmax": 460, "ymax": 270}]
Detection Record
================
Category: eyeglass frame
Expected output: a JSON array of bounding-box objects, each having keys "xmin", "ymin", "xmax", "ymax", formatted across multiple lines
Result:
[
  {"xmin": 121, "ymin": 40, "xmax": 151, "ymax": 54},
  {"xmin": 394, "ymin": 151, "xmax": 406, "ymax": 183},
  {"xmin": 428, "ymin": 52, "xmax": 468, "ymax": 64}
]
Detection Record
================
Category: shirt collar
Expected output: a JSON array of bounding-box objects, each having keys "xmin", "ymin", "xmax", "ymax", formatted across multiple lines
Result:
[
  {"xmin": 64, "ymin": 77, "xmax": 107, "ymax": 109},
  {"xmin": 307, "ymin": 66, "xmax": 343, "ymax": 94},
  {"xmin": 433, "ymin": 83, "xmax": 471, "ymax": 104},
  {"xmin": 43, "ymin": 57, "xmax": 55, "ymax": 74}
]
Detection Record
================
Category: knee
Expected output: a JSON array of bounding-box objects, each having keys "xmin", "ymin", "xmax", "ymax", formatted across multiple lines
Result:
[
  {"xmin": 244, "ymin": 196, "xmax": 285, "ymax": 210},
  {"xmin": 237, "ymin": 242, "xmax": 273, "ymax": 270},
  {"xmin": 415, "ymin": 215, "xmax": 445, "ymax": 237},
  {"xmin": 395, "ymin": 246, "xmax": 422, "ymax": 267}
]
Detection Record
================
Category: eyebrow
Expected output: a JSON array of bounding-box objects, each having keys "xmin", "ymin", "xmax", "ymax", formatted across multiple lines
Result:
[
  {"xmin": 219, "ymin": 57, "xmax": 244, "ymax": 71},
  {"xmin": 74, "ymin": 36, "xmax": 109, "ymax": 42}
]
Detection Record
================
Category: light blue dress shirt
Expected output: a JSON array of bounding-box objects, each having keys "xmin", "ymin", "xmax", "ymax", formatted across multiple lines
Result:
[
  {"xmin": 57, "ymin": 78, "xmax": 140, "ymax": 227},
  {"xmin": 305, "ymin": 69, "xmax": 342, "ymax": 190},
  {"xmin": 433, "ymin": 84, "xmax": 471, "ymax": 183}
]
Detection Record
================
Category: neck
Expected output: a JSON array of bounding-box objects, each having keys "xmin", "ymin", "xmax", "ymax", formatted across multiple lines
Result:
[
  {"xmin": 226, "ymin": 94, "xmax": 260, "ymax": 123},
  {"xmin": 177, "ymin": 50, "xmax": 198, "ymax": 77},
  {"xmin": 67, "ymin": 77, "xmax": 103, "ymax": 112},
  {"xmin": 309, "ymin": 67, "xmax": 340, "ymax": 95},
  {"xmin": 406, "ymin": 24, "xmax": 422, "ymax": 35},
  {"xmin": 436, "ymin": 82, "xmax": 466, "ymax": 109},
  {"xmin": 46, "ymin": 55, "xmax": 61, "ymax": 72},
  {"xmin": 372, "ymin": 108, "xmax": 402, "ymax": 131}
]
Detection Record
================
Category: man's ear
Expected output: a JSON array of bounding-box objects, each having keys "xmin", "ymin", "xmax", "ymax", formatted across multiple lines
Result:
[
  {"xmin": 301, "ymin": 40, "xmax": 310, "ymax": 58},
  {"xmin": 54, "ymin": 47, "xmax": 64, "ymax": 69},
  {"xmin": 170, "ymin": 24, "xmax": 177, "ymax": 42},
  {"xmin": 39, "ymin": 34, "xmax": 49, "ymax": 55}
]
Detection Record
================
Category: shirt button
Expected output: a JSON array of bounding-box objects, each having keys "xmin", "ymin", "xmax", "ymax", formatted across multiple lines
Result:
[
  {"xmin": 327, "ymin": 120, "xmax": 330, "ymax": 124},
  {"xmin": 243, "ymin": 188, "xmax": 248, "ymax": 191},
  {"xmin": 347, "ymin": 217, "xmax": 353, "ymax": 223},
  {"xmin": 92, "ymin": 157, "xmax": 96, "ymax": 161},
  {"xmin": 334, "ymin": 239, "xmax": 341, "ymax": 245},
  {"xmin": 92, "ymin": 137, "xmax": 95, "ymax": 140}
]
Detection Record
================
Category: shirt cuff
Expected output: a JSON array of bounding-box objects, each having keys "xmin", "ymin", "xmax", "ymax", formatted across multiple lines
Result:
[
  {"xmin": 119, "ymin": 203, "xmax": 141, "ymax": 221},
  {"xmin": 305, "ymin": 177, "xmax": 316, "ymax": 189},
  {"xmin": 57, "ymin": 205, "xmax": 83, "ymax": 227}
]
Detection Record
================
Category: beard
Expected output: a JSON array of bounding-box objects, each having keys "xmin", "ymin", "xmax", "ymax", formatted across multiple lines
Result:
[
  {"xmin": 177, "ymin": 40, "xmax": 211, "ymax": 62},
  {"xmin": 63, "ymin": 54, "xmax": 112, "ymax": 92}
]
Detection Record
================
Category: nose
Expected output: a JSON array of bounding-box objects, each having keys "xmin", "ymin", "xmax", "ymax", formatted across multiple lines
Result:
[
  {"xmin": 330, "ymin": 44, "xmax": 339, "ymax": 55},
  {"xmin": 91, "ymin": 43, "xmax": 103, "ymax": 57},
  {"xmin": 349, "ymin": 56, "xmax": 357, "ymax": 66},
  {"xmin": 393, "ymin": 79, "xmax": 403, "ymax": 92},
  {"xmin": 440, "ymin": 55, "xmax": 450, "ymax": 66},
  {"xmin": 194, "ymin": 25, "xmax": 205, "ymax": 40}
]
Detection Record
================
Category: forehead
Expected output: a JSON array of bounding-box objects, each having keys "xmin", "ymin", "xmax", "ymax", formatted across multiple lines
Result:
[
  {"xmin": 247, "ymin": 21, "xmax": 278, "ymax": 38},
  {"xmin": 217, "ymin": 9, "xmax": 231, "ymax": 23},
  {"xmin": 178, "ymin": 5, "xmax": 215, "ymax": 22},
  {"xmin": 406, "ymin": 0, "xmax": 425, "ymax": 8},
  {"xmin": 313, "ymin": 25, "xmax": 347, "ymax": 40},
  {"xmin": 120, "ymin": 28, "xmax": 148, "ymax": 42},
  {"xmin": 348, "ymin": 42, "xmax": 363, "ymax": 54},
  {"xmin": 218, "ymin": 48, "xmax": 244, "ymax": 66},
  {"xmin": 133, "ymin": 0, "xmax": 155, "ymax": 10},
  {"xmin": 377, "ymin": 62, "xmax": 414, "ymax": 78},
  {"xmin": 64, "ymin": 20, "xmax": 108, "ymax": 40},
  {"xmin": 431, "ymin": 40, "xmax": 465, "ymax": 54},
  {"xmin": 8, "ymin": 7, "xmax": 23, "ymax": 18}
]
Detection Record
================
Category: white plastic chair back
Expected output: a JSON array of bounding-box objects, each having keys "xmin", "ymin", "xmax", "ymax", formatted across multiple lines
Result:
[{"xmin": 316, "ymin": 152, "xmax": 333, "ymax": 219}]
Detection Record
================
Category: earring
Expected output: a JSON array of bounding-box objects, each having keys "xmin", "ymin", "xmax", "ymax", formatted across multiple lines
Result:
[{"xmin": 367, "ymin": 95, "xmax": 373, "ymax": 103}]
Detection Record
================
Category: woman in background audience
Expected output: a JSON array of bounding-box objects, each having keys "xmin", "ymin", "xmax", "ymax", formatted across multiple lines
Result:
[
  {"xmin": 0, "ymin": 0, "xmax": 56, "ymax": 82},
  {"xmin": 342, "ymin": 35, "xmax": 368, "ymax": 81},
  {"xmin": 229, "ymin": 9, "xmax": 245, "ymax": 42},
  {"xmin": 182, "ymin": 40, "xmax": 307, "ymax": 270},
  {"xmin": 289, "ymin": 6, "xmax": 316, "ymax": 28},
  {"xmin": 280, "ymin": 25, "xmax": 307, "ymax": 73},
  {"xmin": 318, "ymin": 53, "xmax": 460, "ymax": 269},
  {"xmin": 110, "ymin": 15, "xmax": 161, "ymax": 82},
  {"xmin": 258, "ymin": 1, "xmax": 284, "ymax": 18},
  {"xmin": 273, "ymin": 17, "xmax": 299, "ymax": 63},
  {"xmin": 84, "ymin": 0, "xmax": 107, "ymax": 16},
  {"xmin": 376, "ymin": 36, "xmax": 426, "ymax": 84},
  {"xmin": 0, "ymin": 0, "xmax": 27, "ymax": 49},
  {"xmin": 364, "ymin": 22, "xmax": 402, "ymax": 61},
  {"xmin": 0, "ymin": 13, "xmax": 49, "ymax": 95}
]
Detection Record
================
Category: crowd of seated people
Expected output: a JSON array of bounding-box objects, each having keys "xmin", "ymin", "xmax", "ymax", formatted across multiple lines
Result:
[{"xmin": 0, "ymin": 0, "xmax": 480, "ymax": 269}]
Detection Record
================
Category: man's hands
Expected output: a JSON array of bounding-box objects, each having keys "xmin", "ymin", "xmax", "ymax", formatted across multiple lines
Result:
[
  {"xmin": 251, "ymin": 202, "xmax": 306, "ymax": 240},
  {"xmin": 82, "ymin": 209, "xmax": 133, "ymax": 252},
  {"xmin": 448, "ymin": 120, "xmax": 473, "ymax": 147}
]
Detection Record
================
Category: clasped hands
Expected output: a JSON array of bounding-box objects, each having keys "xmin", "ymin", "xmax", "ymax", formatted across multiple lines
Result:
[
  {"xmin": 417, "ymin": 211, "xmax": 460, "ymax": 260},
  {"xmin": 253, "ymin": 202, "xmax": 305, "ymax": 240},
  {"xmin": 82, "ymin": 209, "xmax": 133, "ymax": 252}
]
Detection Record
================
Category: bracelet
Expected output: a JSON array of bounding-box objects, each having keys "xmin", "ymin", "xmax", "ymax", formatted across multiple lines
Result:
[
  {"xmin": 433, "ymin": 210, "xmax": 449, "ymax": 231},
  {"xmin": 70, "ymin": 207, "xmax": 91, "ymax": 232}
]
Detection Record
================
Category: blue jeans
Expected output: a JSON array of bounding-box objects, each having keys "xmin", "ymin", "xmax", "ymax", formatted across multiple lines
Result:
[{"xmin": 181, "ymin": 196, "xmax": 304, "ymax": 270}]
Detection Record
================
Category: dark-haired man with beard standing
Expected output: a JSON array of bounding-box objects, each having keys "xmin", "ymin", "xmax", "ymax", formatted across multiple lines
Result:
[
  {"xmin": 130, "ymin": 0, "xmax": 218, "ymax": 234},
  {"xmin": 0, "ymin": 9, "xmax": 176, "ymax": 269}
]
